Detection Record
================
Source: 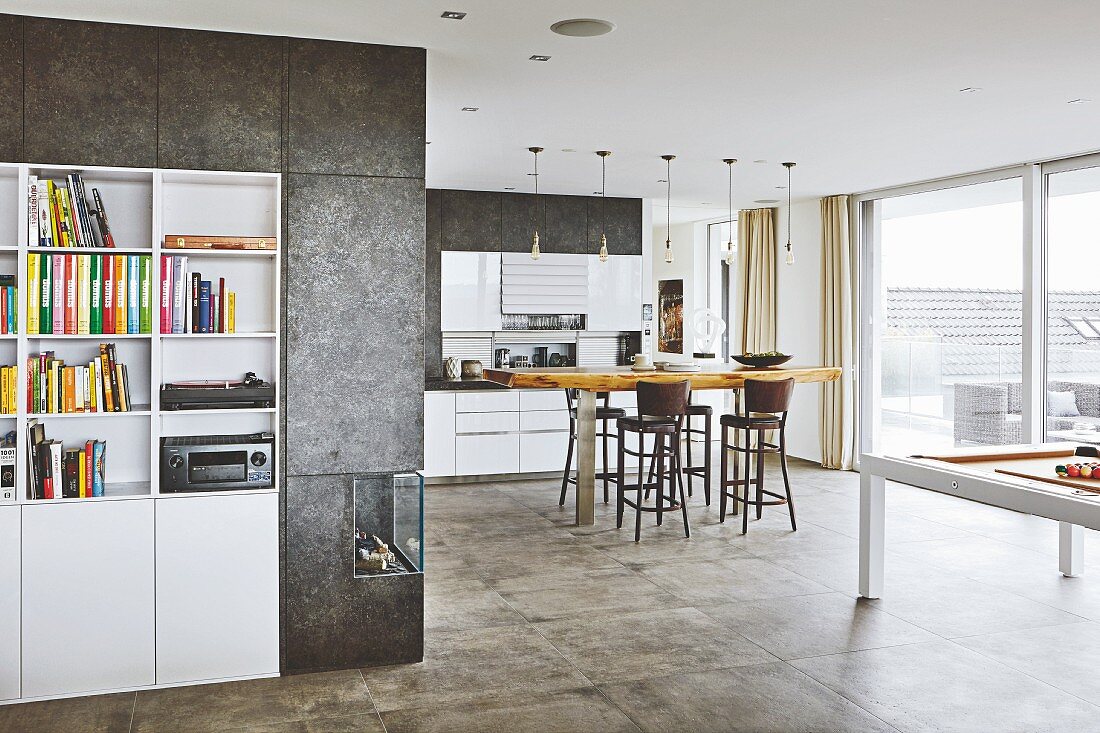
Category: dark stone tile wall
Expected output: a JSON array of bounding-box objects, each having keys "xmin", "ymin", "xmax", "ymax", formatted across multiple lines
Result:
[
  {"xmin": 285, "ymin": 474, "xmax": 423, "ymax": 672},
  {"xmin": 589, "ymin": 196, "xmax": 643, "ymax": 255},
  {"xmin": 544, "ymin": 194, "xmax": 589, "ymax": 254},
  {"xmin": 425, "ymin": 189, "xmax": 442, "ymax": 379},
  {"xmin": 501, "ymin": 192, "xmax": 543, "ymax": 253},
  {"xmin": 441, "ymin": 189, "xmax": 500, "ymax": 251},
  {"xmin": 285, "ymin": 173, "xmax": 424, "ymax": 477},
  {"xmin": 0, "ymin": 16, "xmax": 21, "ymax": 162},
  {"xmin": 288, "ymin": 39, "xmax": 425, "ymax": 177},
  {"xmin": 158, "ymin": 28, "xmax": 284, "ymax": 172},
  {"xmin": 23, "ymin": 17, "xmax": 158, "ymax": 167}
]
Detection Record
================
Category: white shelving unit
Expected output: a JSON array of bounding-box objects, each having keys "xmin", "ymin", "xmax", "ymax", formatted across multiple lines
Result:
[{"xmin": 0, "ymin": 161, "xmax": 281, "ymax": 705}]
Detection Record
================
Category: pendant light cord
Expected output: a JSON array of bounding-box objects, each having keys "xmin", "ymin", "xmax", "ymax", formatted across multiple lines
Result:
[
  {"xmin": 786, "ymin": 164, "xmax": 792, "ymax": 245},
  {"xmin": 602, "ymin": 154, "xmax": 607, "ymax": 232},
  {"xmin": 666, "ymin": 158, "xmax": 671, "ymax": 235}
]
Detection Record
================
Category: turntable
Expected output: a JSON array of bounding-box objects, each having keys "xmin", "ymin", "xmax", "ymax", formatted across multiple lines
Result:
[{"xmin": 160, "ymin": 371, "xmax": 276, "ymax": 411}]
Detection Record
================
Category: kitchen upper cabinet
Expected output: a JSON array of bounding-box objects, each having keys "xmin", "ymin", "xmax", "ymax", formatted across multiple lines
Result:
[
  {"xmin": 440, "ymin": 251, "xmax": 503, "ymax": 331},
  {"xmin": 543, "ymin": 195, "xmax": 589, "ymax": 254},
  {"xmin": 501, "ymin": 192, "xmax": 543, "ymax": 253},
  {"xmin": 586, "ymin": 254, "xmax": 643, "ymax": 331},
  {"xmin": 588, "ymin": 196, "xmax": 643, "ymax": 255},
  {"xmin": 442, "ymin": 189, "xmax": 501, "ymax": 251}
]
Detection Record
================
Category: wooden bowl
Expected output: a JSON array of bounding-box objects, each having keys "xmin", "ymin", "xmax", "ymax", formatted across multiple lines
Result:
[{"xmin": 732, "ymin": 354, "xmax": 793, "ymax": 369}]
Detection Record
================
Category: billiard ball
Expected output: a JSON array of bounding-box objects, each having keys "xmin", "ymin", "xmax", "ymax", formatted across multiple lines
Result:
[{"xmin": 1068, "ymin": 464, "xmax": 1081, "ymax": 477}]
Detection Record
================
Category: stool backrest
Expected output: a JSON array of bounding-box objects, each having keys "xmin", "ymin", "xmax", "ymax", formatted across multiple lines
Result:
[
  {"xmin": 744, "ymin": 378, "xmax": 795, "ymax": 415},
  {"xmin": 636, "ymin": 380, "xmax": 690, "ymax": 418}
]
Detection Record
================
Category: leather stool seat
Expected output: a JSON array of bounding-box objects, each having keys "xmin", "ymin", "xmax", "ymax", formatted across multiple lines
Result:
[
  {"xmin": 571, "ymin": 406, "xmax": 628, "ymax": 421},
  {"xmin": 616, "ymin": 415, "xmax": 679, "ymax": 433}
]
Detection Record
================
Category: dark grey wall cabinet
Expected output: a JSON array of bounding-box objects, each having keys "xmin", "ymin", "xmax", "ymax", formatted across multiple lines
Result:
[
  {"xmin": 543, "ymin": 194, "xmax": 589, "ymax": 255},
  {"xmin": 0, "ymin": 15, "xmax": 21, "ymax": 162},
  {"xmin": 158, "ymin": 28, "xmax": 284, "ymax": 172},
  {"xmin": 24, "ymin": 17, "xmax": 158, "ymax": 167},
  {"xmin": 288, "ymin": 39, "xmax": 425, "ymax": 177},
  {"xmin": 441, "ymin": 189, "xmax": 500, "ymax": 251},
  {"xmin": 286, "ymin": 173, "xmax": 425, "ymax": 476},
  {"xmin": 425, "ymin": 189, "xmax": 443, "ymax": 378},
  {"xmin": 501, "ymin": 192, "xmax": 543, "ymax": 253},
  {"xmin": 588, "ymin": 196, "xmax": 643, "ymax": 255}
]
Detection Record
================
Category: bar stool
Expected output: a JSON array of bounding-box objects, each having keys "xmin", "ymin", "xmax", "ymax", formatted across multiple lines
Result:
[
  {"xmin": 560, "ymin": 389, "xmax": 627, "ymax": 506},
  {"xmin": 719, "ymin": 378, "xmax": 796, "ymax": 534},
  {"xmin": 616, "ymin": 380, "xmax": 691, "ymax": 542},
  {"xmin": 682, "ymin": 401, "xmax": 713, "ymax": 505}
]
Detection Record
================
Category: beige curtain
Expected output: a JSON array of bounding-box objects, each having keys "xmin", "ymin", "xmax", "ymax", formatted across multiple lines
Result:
[
  {"xmin": 735, "ymin": 208, "xmax": 777, "ymax": 354},
  {"xmin": 820, "ymin": 195, "xmax": 855, "ymax": 470}
]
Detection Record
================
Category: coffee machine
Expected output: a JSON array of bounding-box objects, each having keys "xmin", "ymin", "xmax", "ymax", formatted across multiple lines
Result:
[{"xmin": 495, "ymin": 348, "xmax": 511, "ymax": 369}]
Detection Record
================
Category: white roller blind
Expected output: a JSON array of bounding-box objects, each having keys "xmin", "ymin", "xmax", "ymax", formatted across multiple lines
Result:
[{"xmin": 501, "ymin": 252, "xmax": 589, "ymax": 314}]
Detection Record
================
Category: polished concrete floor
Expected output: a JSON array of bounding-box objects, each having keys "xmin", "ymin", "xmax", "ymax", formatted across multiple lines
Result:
[{"xmin": 6, "ymin": 455, "xmax": 1100, "ymax": 732}]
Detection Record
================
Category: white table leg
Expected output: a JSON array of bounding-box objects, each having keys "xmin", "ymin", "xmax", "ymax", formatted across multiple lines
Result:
[
  {"xmin": 1059, "ymin": 521, "xmax": 1084, "ymax": 577},
  {"xmin": 575, "ymin": 389, "xmax": 596, "ymax": 526},
  {"xmin": 859, "ymin": 470, "xmax": 885, "ymax": 598}
]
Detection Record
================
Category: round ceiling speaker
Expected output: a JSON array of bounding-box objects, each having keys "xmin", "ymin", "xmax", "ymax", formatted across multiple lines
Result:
[{"xmin": 550, "ymin": 18, "xmax": 615, "ymax": 37}]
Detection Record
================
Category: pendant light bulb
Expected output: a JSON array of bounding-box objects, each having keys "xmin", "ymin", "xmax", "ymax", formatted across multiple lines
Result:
[
  {"xmin": 529, "ymin": 146, "xmax": 544, "ymax": 260},
  {"xmin": 724, "ymin": 158, "xmax": 737, "ymax": 268},
  {"xmin": 662, "ymin": 154, "xmax": 675, "ymax": 264},
  {"xmin": 782, "ymin": 161, "xmax": 796, "ymax": 266},
  {"xmin": 597, "ymin": 150, "xmax": 612, "ymax": 263}
]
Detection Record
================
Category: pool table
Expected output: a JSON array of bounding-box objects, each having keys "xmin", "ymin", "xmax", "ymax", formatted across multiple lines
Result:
[{"xmin": 859, "ymin": 443, "xmax": 1100, "ymax": 599}]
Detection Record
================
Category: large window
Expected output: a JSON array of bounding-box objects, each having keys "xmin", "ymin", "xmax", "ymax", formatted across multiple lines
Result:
[
  {"xmin": 706, "ymin": 219, "xmax": 735, "ymax": 358},
  {"xmin": 1045, "ymin": 165, "xmax": 1100, "ymax": 444},
  {"xmin": 875, "ymin": 179, "xmax": 1023, "ymax": 455}
]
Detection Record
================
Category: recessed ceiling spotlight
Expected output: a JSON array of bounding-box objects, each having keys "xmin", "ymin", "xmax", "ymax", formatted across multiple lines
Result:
[
  {"xmin": 775, "ymin": 186, "xmax": 787, "ymax": 190},
  {"xmin": 755, "ymin": 199, "xmax": 780, "ymax": 204},
  {"xmin": 1068, "ymin": 98, "xmax": 1092, "ymax": 104},
  {"xmin": 461, "ymin": 106, "xmax": 479, "ymax": 112},
  {"xmin": 657, "ymin": 179, "xmax": 668, "ymax": 183},
  {"xmin": 753, "ymin": 159, "xmax": 768, "ymax": 164},
  {"xmin": 441, "ymin": 11, "xmax": 466, "ymax": 19},
  {"xmin": 561, "ymin": 148, "xmax": 576, "ymax": 152},
  {"xmin": 504, "ymin": 186, "xmax": 516, "ymax": 190},
  {"xmin": 959, "ymin": 86, "xmax": 982, "ymax": 93},
  {"xmin": 550, "ymin": 18, "xmax": 615, "ymax": 37},
  {"xmin": 593, "ymin": 191, "xmax": 602, "ymax": 195},
  {"xmin": 425, "ymin": 141, "xmax": 431, "ymax": 145},
  {"xmin": 529, "ymin": 54, "xmax": 551, "ymax": 62},
  {"xmin": 700, "ymin": 202, "xmax": 712, "ymax": 205}
]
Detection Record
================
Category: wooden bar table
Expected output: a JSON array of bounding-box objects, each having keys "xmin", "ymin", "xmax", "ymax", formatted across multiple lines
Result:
[{"xmin": 482, "ymin": 365, "xmax": 841, "ymax": 525}]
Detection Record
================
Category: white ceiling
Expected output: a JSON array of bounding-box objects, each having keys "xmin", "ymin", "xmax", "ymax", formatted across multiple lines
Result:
[{"xmin": 8, "ymin": 0, "xmax": 1100, "ymax": 211}]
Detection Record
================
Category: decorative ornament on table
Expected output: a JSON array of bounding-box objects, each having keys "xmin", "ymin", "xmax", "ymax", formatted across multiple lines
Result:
[
  {"xmin": 691, "ymin": 307, "xmax": 726, "ymax": 360},
  {"xmin": 443, "ymin": 357, "xmax": 461, "ymax": 380}
]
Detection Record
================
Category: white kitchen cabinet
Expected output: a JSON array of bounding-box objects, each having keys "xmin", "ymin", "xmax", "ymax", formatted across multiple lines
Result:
[
  {"xmin": 520, "ymin": 431, "xmax": 571, "ymax": 473},
  {"xmin": 0, "ymin": 505, "xmax": 19, "ymax": 701},
  {"xmin": 441, "ymin": 251, "xmax": 503, "ymax": 331},
  {"xmin": 519, "ymin": 409, "xmax": 570, "ymax": 432},
  {"xmin": 155, "ymin": 493, "xmax": 279, "ymax": 685},
  {"xmin": 424, "ymin": 392, "xmax": 457, "ymax": 477},
  {"xmin": 586, "ymin": 254, "xmax": 642, "ymax": 332},
  {"xmin": 21, "ymin": 500, "xmax": 155, "ymax": 698},
  {"xmin": 455, "ymin": 390, "xmax": 519, "ymax": 413},
  {"xmin": 520, "ymin": 389, "xmax": 567, "ymax": 411},
  {"xmin": 456, "ymin": 411, "xmax": 520, "ymax": 433},
  {"xmin": 456, "ymin": 434, "xmax": 520, "ymax": 475}
]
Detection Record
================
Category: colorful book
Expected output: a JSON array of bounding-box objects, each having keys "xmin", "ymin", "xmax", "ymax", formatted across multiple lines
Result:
[
  {"xmin": 39, "ymin": 254, "xmax": 51, "ymax": 334},
  {"xmin": 171, "ymin": 256, "xmax": 186, "ymax": 334},
  {"xmin": 28, "ymin": 176, "xmax": 39, "ymax": 246},
  {"xmin": 63, "ymin": 255, "xmax": 76, "ymax": 334},
  {"xmin": 51, "ymin": 255, "xmax": 64, "ymax": 334},
  {"xmin": 227, "ymin": 291, "xmax": 236, "ymax": 333},
  {"xmin": 159, "ymin": 255, "xmax": 171, "ymax": 334},
  {"xmin": 92, "ymin": 441, "xmax": 105, "ymax": 497},
  {"xmin": 190, "ymin": 272, "xmax": 201, "ymax": 333},
  {"xmin": 77, "ymin": 255, "xmax": 91, "ymax": 334},
  {"xmin": 115, "ymin": 255, "xmax": 127, "ymax": 335},
  {"xmin": 92, "ymin": 189, "xmax": 115, "ymax": 248},
  {"xmin": 102, "ymin": 255, "xmax": 114, "ymax": 335},
  {"xmin": 90, "ymin": 255, "xmax": 102, "ymax": 334},
  {"xmin": 129, "ymin": 256, "xmax": 141, "ymax": 334},
  {"xmin": 198, "ymin": 280, "xmax": 211, "ymax": 333},
  {"xmin": 28, "ymin": 253, "xmax": 40, "ymax": 334}
]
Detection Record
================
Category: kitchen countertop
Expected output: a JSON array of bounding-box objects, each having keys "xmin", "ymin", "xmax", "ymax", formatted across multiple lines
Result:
[{"xmin": 425, "ymin": 377, "xmax": 509, "ymax": 391}]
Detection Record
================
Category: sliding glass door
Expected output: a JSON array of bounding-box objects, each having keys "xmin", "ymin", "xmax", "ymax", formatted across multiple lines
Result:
[{"xmin": 1044, "ymin": 161, "xmax": 1100, "ymax": 444}]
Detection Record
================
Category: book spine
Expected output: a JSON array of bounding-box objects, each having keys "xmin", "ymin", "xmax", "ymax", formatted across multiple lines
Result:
[
  {"xmin": 78, "ymin": 448, "xmax": 87, "ymax": 498},
  {"xmin": 63, "ymin": 367, "xmax": 75, "ymax": 413},
  {"xmin": 102, "ymin": 255, "xmax": 114, "ymax": 335},
  {"xmin": 117, "ymin": 363, "xmax": 129, "ymax": 412},
  {"xmin": 140, "ymin": 256, "xmax": 151, "ymax": 334},
  {"xmin": 99, "ymin": 351, "xmax": 114, "ymax": 413},
  {"xmin": 93, "ymin": 355, "xmax": 104, "ymax": 413},
  {"xmin": 28, "ymin": 176, "xmax": 39, "ymax": 246},
  {"xmin": 92, "ymin": 189, "xmax": 115, "ymax": 248},
  {"xmin": 65, "ymin": 176, "xmax": 82, "ymax": 246},
  {"xmin": 106, "ymin": 344, "xmax": 121, "ymax": 412},
  {"xmin": 26, "ymin": 358, "xmax": 34, "ymax": 413},
  {"xmin": 90, "ymin": 254, "xmax": 102, "ymax": 334},
  {"xmin": 190, "ymin": 272, "xmax": 201, "ymax": 334},
  {"xmin": 92, "ymin": 441, "xmax": 105, "ymax": 497},
  {"xmin": 228, "ymin": 291, "xmax": 235, "ymax": 333},
  {"xmin": 77, "ymin": 255, "xmax": 91, "ymax": 334},
  {"xmin": 46, "ymin": 181, "xmax": 61, "ymax": 247},
  {"xmin": 58, "ymin": 187, "xmax": 74, "ymax": 247},
  {"xmin": 130, "ymin": 256, "xmax": 142, "ymax": 334},
  {"xmin": 159, "ymin": 255, "xmax": 171, "ymax": 334},
  {"xmin": 115, "ymin": 255, "xmax": 127, "ymax": 335},
  {"xmin": 171, "ymin": 256, "xmax": 185, "ymax": 334},
  {"xmin": 75, "ymin": 175, "xmax": 96, "ymax": 247},
  {"xmin": 51, "ymin": 255, "xmax": 64, "ymax": 333},
  {"xmin": 198, "ymin": 280, "xmax": 211, "ymax": 333},
  {"xmin": 28, "ymin": 253, "xmax": 40, "ymax": 334},
  {"xmin": 45, "ymin": 443, "xmax": 58, "ymax": 500},
  {"xmin": 39, "ymin": 254, "xmax": 50, "ymax": 334},
  {"xmin": 218, "ymin": 277, "xmax": 226, "ymax": 333},
  {"xmin": 64, "ymin": 255, "xmax": 76, "ymax": 334}
]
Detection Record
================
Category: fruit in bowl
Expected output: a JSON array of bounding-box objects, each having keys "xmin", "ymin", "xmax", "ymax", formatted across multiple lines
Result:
[{"xmin": 732, "ymin": 351, "xmax": 793, "ymax": 368}]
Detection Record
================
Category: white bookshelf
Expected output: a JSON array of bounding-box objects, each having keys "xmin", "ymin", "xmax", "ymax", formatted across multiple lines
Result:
[{"xmin": 0, "ymin": 161, "xmax": 281, "ymax": 704}]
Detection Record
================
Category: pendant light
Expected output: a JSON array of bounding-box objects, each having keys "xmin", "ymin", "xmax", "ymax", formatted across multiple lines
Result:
[
  {"xmin": 596, "ymin": 150, "xmax": 611, "ymax": 262},
  {"xmin": 782, "ymin": 161, "xmax": 796, "ymax": 266},
  {"xmin": 529, "ymin": 146, "xmax": 544, "ymax": 260},
  {"xmin": 723, "ymin": 158, "xmax": 737, "ymax": 266},
  {"xmin": 662, "ymin": 154, "xmax": 675, "ymax": 264}
]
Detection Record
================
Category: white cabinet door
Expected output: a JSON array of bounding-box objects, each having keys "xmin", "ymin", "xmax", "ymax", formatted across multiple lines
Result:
[
  {"xmin": 155, "ymin": 493, "xmax": 279, "ymax": 684},
  {"xmin": 455, "ymin": 434, "xmax": 519, "ymax": 475},
  {"xmin": 455, "ymin": 390, "xmax": 519, "ymax": 413},
  {"xmin": 0, "ymin": 505, "xmax": 19, "ymax": 701},
  {"xmin": 586, "ymin": 254, "xmax": 642, "ymax": 332},
  {"xmin": 520, "ymin": 432, "xmax": 571, "ymax": 473},
  {"xmin": 424, "ymin": 392, "xmax": 456, "ymax": 477},
  {"xmin": 22, "ymin": 500, "xmax": 155, "ymax": 698},
  {"xmin": 441, "ymin": 252, "xmax": 502, "ymax": 331}
]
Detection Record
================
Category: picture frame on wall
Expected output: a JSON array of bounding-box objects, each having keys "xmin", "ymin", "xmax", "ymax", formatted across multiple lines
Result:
[{"xmin": 657, "ymin": 279, "xmax": 684, "ymax": 353}]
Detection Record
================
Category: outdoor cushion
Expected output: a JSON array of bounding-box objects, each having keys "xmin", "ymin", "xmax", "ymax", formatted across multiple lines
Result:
[{"xmin": 1048, "ymin": 390, "xmax": 1081, "ymax": 417}]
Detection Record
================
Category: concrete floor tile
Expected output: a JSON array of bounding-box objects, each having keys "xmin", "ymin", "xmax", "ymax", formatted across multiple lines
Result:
[{"xmin": 0, "ymin": 692, "xmax": 134, "ymax": 733}]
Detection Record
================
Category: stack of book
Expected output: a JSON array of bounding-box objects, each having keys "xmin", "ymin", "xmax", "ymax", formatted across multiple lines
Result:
[
  {"xmin": 27, "ymin": 344, "xmax": 132, "ymax": 414},
  {"xmin": 27, "ymin": 174, "xmax": 116, "ymax": 248},
  {"xmin": 0, "ymin": 365, "xmax": 16, "ymax": 414},
  {"xmin": 27, "ymin": 420, "xmax": 106, "ymax": 500},
  {"xmin": 0, "ymin": 274, "xmax": 15, "ymax": 334},
  {"xmin": 26, "ymin": 253, "xmax": 152, "ymax": 335},
  {"xmin": 161, "ymin": 256, "xmax": 237, "ymax": 334}
]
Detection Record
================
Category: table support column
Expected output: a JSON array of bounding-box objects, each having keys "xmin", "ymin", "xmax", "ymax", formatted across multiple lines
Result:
[
  {"xmin": 859, "ymin": 470, "xmax": 885, "ymax": 598},
  {"xmin": 575, "ymin": 389, "xmax": 597, "ymax": 526},
  {"xmin": 1059, "ymin": 521, "xmax": 1084, "ymax": 577}
]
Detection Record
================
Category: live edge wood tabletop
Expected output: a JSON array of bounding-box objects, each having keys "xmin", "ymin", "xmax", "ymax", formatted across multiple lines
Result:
[{"xmin": 482, "ymin": 365, "xmax": 841, "ymax": 525}]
